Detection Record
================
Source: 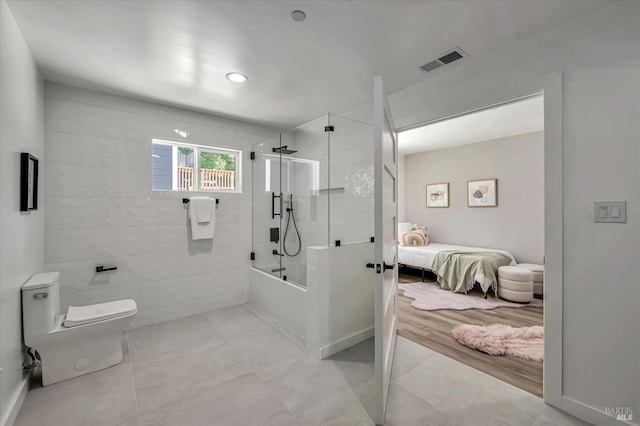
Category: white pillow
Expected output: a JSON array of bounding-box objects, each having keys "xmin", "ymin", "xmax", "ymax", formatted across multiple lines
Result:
[
  {"xmin": 398, "ymin": 222, "xmax": 413, "ymax": 246},
  {"xmin": 398, "ymin": 222, "xmax": 412, "ymax": 235}
]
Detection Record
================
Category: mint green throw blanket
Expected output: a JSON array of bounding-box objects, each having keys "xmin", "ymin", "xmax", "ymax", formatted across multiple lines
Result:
[{"xmin": 431, "ymin": 251, "xmax": 513, "ymax": 295}]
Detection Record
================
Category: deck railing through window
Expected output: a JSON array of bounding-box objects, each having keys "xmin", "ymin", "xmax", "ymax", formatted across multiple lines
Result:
[{"xmin": 177, "ymin": 167, "xmax": 235, "ymax": 191}]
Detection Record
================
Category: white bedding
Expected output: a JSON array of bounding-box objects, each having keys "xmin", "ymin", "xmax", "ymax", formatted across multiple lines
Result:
[{"xmin": 398, "ymin": 243, "xmax": 517, "ymax": 270}]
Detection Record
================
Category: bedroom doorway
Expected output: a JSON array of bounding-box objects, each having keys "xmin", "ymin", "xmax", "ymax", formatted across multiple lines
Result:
[{"xmin": 395, "ymin": 93, "xmax": 546, "ymax": 397}]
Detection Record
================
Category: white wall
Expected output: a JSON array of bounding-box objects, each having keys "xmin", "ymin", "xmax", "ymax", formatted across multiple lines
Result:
[
  {"xmin": 390, "ymin": 2, "xmax": 639, "ymax": 424},
  {"xmin": 306, "ymin": 243, "xmax": 374, "ymax": 359},
  {"xmin": 404, "ymin": 132, "xmax": 544, "ymax": 264},
  {"xmin": 0, "ymin": 1, "xmax": 44, "ymax": 423},
  {"xmin": 398, "ymin": 154, "xmax": 405, "ymax": 223},
  {"xmin": 43, "ymin": 83, "xmax": 275, "ymax": 328}
]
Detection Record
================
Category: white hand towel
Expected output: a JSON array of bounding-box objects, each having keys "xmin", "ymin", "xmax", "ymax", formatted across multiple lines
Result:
[
  {"xmin": 189, "ymin": 197, "xmax": 216, "ymax": 240},
  {"xmin": 192, "ymin": 197, "xmax": 212, "ymax": 223}
]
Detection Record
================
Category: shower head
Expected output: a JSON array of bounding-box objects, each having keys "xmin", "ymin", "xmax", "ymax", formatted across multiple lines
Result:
[{"xmin": 272, "ymin": 146, "xmax": 298, "ymax": 155}]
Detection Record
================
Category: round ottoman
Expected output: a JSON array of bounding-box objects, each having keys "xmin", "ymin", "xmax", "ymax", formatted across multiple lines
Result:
[
  {"xmin": 498, "ymin": 266, "xmax": 533, "ymax": 303},
  {"xmin": 517, "ymin": 263, "xmax": 544, "ymax": 296}
]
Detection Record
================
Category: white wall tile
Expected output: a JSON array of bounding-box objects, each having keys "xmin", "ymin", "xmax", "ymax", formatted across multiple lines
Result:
[
  {"xmin": 157, "ymin": 276, "xmax": 214, "ymax": 308},
  {"xmin": 157, "ymin": 105, "xmax": 239, "ymax": 133},
  {"xmin": 46, "ymin": 131, "xmax": 125, "ymax": 169},
  {"xmin": 155, "ymin": 294, "xmax": 237, "ymax": 323},
  {"xmin": 130, "ymin": 310, "xmax": 158, "ymax": 329},
  {"xmin": 45, "ymin": 82, "xmax": 158, "ymax": 117},
  {"xmin": 237, "ymin": 269, "xmax": 250, "ymax": 304},
  {"xmin": 45, "ymin": 165, "xmax": 122, "ymax": 199},
  {"xmin": 44, "ymin": 83, "xmax": 272, "ymax": 327},
  {"xmin": 156, "ymin": 117, "xmax": 244, "ymax": 151},
  {"xmin": 45, "ymin": 98, "xmax": 156, "ymax": 143},
  {"xmin": 44, "ymin": 259, "xmax": 96, "ymax": 294},
  {"xmin": 238, "ymin": 121, "xmax": 279, "ymax": 140}
]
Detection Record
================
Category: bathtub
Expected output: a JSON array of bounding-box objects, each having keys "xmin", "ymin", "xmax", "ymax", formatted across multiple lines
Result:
[
  {"xmin": 253, "ymin": 262, "xmax": 306, "ymax": 288},
  {"xmin": 279, "ymin": 261, "xmax": 306, "ymax": 287},
  {"xmin": 248, "ymin": 266, "xmax": 307, "ymax": 341},
  {"xmin": 248, "ymin": 243, "xmax": 374, "ymax": 359}
]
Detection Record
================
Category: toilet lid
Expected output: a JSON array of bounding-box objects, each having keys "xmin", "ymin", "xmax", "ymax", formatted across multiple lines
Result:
[{"xmin": 64, "ymin": 299, "xmax": 137, "ymax": 327}]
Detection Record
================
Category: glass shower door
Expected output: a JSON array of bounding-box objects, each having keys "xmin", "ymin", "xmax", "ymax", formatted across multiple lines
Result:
[
  {"xmin": 250, "ymin": 115, "xmax": 331, "ymax": 288},
  {"xmin": 251, "ymin": 134, "xmax": 283, "ymax": 278},
  {"xmin": 328, "ymin": 113, "xmax": 374, "ymax": 245},
  {"xmin": 280, "ymin": 116, "xmax": 329, "ymax": 287}
]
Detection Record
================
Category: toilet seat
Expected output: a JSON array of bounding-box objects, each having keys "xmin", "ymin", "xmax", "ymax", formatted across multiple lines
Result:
[{"xmin": 64, "ymin": 299, "xmax": 137, "ymax": 328}]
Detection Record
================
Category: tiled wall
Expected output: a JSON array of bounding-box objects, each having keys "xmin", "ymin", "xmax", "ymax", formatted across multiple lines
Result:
[
  {"xmin": 306, "ymin": 243, "xmax": 374, "ymax": 359},
  {"xmin": 44, "ymin": 83, "xmax": 275, "ymax": 327}
]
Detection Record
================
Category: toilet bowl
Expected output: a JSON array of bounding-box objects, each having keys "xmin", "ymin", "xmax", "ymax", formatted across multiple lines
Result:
[{"xmin": 22, "ymin": 272, "xmax": 137, "ymax": 386}]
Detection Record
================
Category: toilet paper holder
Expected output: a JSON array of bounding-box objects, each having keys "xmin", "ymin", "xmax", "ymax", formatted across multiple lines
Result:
[{"xmin": 96, "ymin": 265, "xmax": 117, "ymax": 273}]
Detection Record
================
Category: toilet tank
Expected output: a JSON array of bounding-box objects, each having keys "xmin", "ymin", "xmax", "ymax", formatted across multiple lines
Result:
[{"xmin": 22, "ymin": 272, "xmax": 61, "ymax": 344}]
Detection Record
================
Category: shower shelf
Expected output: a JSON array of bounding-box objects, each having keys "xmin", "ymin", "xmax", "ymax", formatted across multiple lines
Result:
[{"xmin": 318, "ymin": 187, "xmax": 345, "ymax": 193}]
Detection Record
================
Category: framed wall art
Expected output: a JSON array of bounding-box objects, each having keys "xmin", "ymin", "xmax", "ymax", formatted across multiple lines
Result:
[
  {"xmin": 467, "ymin": 179, "xmax": 497, "ymax": 207},
  {"xmin": 20, "ymin": 152, "xmax": 39, "ymax": 212},
  {"xmin": 426, "ymin": 182, "xmax": 449, "ymax": 208}
]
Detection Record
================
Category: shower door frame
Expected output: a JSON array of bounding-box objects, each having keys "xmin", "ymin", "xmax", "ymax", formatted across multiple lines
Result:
[{"xmin": 251, "ymin": 134, "xmax": 284, "ymax": 279}]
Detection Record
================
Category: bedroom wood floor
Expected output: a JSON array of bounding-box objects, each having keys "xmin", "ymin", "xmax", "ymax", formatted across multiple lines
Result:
[{"xmin": 398, "ymin": 270, "xmax": 544, "ymax": 398}]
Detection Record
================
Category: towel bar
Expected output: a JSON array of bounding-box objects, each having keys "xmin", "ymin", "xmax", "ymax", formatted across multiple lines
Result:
[{"xmin": 183, "ymin": 198, "xmax": 219, "ymax": 204}]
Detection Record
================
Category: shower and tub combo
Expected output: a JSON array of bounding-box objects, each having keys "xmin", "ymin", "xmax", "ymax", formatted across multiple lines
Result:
[
  {"xmin": 249, "ymin": 113, "xmax": 376, "ymax": 358},
  {"xmin": 272, "ymin": 144, "xmax": 302, "ymax": 275}
]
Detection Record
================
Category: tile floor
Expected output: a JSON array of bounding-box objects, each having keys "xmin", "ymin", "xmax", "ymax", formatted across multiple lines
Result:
[{"xmin": 15, "ymin": 305, "xmax": 589, "ymax": 426}]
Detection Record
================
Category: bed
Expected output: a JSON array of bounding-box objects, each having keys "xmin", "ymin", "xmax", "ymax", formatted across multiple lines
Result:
[{"xmin": 398, "ymin": 243, "xmax": 517, "ymax": 295}]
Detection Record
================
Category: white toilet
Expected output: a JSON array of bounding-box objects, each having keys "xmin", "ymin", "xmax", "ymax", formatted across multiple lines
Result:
[{"xmin": 22, "ymin": 272, "xmax": 137, "ymax": 386}]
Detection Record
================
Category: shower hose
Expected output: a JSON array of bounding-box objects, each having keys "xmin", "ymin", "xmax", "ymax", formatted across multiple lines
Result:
[{"xmin": 283, "ymin": 193, "xmax": 302, "ymax": 257}]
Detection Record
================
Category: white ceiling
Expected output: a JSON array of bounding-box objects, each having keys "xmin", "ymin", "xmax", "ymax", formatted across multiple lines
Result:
[
  {"xmin": 398, "ymin": 95, "xmax": 544, "ymax": 155},
  {"xmin": 7, "ymin": 0, "xmax": 605, "ymax": 128}
]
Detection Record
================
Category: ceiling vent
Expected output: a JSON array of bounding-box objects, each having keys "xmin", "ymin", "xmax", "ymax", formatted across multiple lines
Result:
[{"xmin": 418, "ymin": 47, "xmax": 468, "ymax": 73}]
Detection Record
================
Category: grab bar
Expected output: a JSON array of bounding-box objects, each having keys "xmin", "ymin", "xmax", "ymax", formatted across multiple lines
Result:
[
  {"xmin": 271, "ymin": 267, "xmax": 286, "ymax": 273},
  {"xmin": 271, "ymin": 192, "xmax": 282, "ymax": 219}
]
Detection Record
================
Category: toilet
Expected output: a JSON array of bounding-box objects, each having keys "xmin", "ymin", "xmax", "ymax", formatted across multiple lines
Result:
[{"xmin": 22, "ymin": 272, "xmax": 137, "ymax": 386}]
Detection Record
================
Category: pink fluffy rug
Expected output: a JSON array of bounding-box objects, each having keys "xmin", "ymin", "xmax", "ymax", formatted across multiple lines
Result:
[{"xmin": 452, "ymin": 324, "xmax": 544, "ymax": 362}]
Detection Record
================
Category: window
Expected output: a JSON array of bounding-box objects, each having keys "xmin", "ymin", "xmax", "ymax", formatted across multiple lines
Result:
[{"xmin": 152, "ymin": 139, "xmax": 241, "ymax": 192}]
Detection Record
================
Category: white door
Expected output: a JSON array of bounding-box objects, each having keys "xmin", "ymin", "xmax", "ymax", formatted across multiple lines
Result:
[{"xmin": 372, "ymin": 76, "xmax": 398, "ymax": 425}]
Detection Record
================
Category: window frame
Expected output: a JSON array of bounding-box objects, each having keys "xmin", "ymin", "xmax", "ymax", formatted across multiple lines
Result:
[{"xmin": 152, "ymin": 139, "xmax": 242, "ymax": 193}]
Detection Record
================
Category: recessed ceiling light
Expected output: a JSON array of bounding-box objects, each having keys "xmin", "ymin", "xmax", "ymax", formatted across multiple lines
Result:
[
  {"xmin": 225, "ymin": 72, "xmax": 248, "ymax": 83},
  {"xmin": 291, "ymin": 10, "xmax": 306, "ymax": 22}
]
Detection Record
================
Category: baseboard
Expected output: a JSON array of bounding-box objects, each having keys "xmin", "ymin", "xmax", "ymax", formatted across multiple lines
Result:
[
  {"xmin": 562, "ymin": 396, "xmax": 637, "ymax": 426},
  {"xmin": 319, "ymin": 326, "xmax": 374, "ymax": 360},
  {"xmin": 0, "ymin": 377, "xmax": 29, "ymax": 426}
]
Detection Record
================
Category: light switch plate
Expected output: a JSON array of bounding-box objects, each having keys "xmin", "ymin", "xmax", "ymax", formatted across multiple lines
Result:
[
  {"xmin": 594, "ymin": 201, "xmax": 627, "ymax": 223},
  {"xmin": 599, "ymin": 205, "xmax": 608, "ymax": 218}
]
